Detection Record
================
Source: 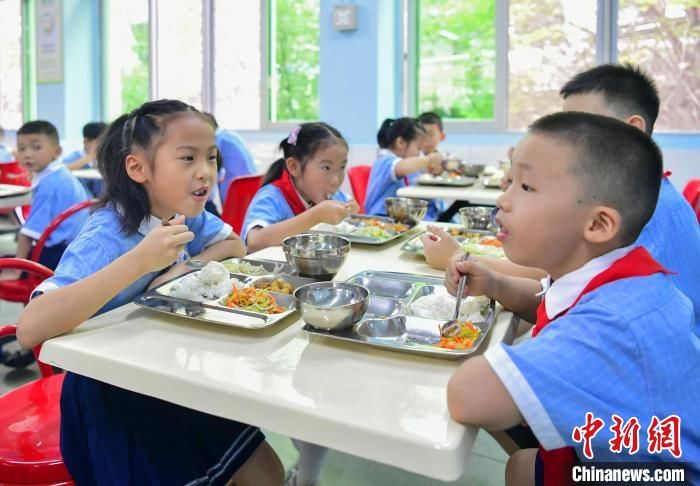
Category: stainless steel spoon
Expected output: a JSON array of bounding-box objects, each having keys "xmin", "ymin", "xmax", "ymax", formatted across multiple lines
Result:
[
  {"xmin": 160, "ymin": 218, "xmax": 207, "ymax": 269},
  {"xmin": 440, "ymin": 252, "xmax": 470, "ymax": 338}
]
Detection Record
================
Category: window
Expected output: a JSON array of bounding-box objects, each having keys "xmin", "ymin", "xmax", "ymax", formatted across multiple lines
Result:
[
  {"xmin": 410, "ymin": 0, "xmax": 698, "ymax": 132},
  {"xmin": 154, "ymin": 0, "xmax": 203, "ymax": 108},
  {"xmin": 213, "ymin": 0, "xmax": 262, "ymax": 129},
  {"xmin": 508, "ymin": 0, "xmax": 597, "ymax": 129},
  {"xmin": 268, "ymin": 0, "xmax": 320, "ymax": 123},
  {"xmin": 415, "ymin": 0, "xmax": 498, "ymax": 123},
  {"xmin": 617, "ymin": 0, "xmax": 700, "ymax": 131},
  {"xmin": 0, "ymin": 0, "xmax": 24, "ymax": 129},
  {"xmin": 103, "ymin": 0, "xmax": 149, "ymax": 120}
]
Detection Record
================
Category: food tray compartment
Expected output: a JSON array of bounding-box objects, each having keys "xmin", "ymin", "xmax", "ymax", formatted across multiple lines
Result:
[{"xmin": 310, "ymin": 215, "xmax": 415, "ymax": 245}]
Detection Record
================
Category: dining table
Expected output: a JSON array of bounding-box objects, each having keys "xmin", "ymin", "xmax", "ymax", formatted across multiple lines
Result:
[
  {"xmin": 397, "ymin": 182, "xmax": 502, "ymax": 207},
  {"xmin": 39, "ymin": 232, "xmax": 519, "ymax": 481},
  {"xmin": 0, "ymin": 183, "xmax": 32, "ymax": 210},
  {"xmin": 71, "ymin": 168, "xmax": 102, "ymax": 180}
]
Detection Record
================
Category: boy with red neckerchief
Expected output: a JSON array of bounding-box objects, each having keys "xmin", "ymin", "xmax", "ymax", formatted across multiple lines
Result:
[{"xmin": 444, "ymin": 111, "xmax": 700, "ymax": 485}]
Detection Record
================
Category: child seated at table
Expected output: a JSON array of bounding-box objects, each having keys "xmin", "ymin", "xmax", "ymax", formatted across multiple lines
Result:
[
  {"xmin": 417, "ymin": 111, "xmax": 446, "ymax": 155},
  {"xmin": 18, "ymin": 100, "xmax": 283, "ymax": 486},
  {"xmin": 445, "ymin": 111, "xmax": 700, "ymax": 485},
  {"xmin": 63, "ymin": 121, "xmax": 108, "ymax": 197},
  {"xmin": 422, "ymin": 64, "xmax": 700, "ymax": 321},
  {"xmin": 0, "ymin": 120, "xmax": 90, "ymax": 276},
  {"xmin": 242, "ymin": 122, "xmax": 358, "ymax": 253},
  {"xmin": 364, "ymin": 117, "xmax": 443, "ymax": 219}
]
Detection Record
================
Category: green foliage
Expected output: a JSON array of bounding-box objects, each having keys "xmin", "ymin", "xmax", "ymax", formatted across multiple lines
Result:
[
  {"xmin": 273, "ymin": 0, "xmax": 320, "ymax": 121},
  {"xmin": 418, "ymin": 0, "xmax": 496, "ymax": 121},
  {"xmin": 121, "ymin": 22, "xmax": 149, "ymax": 114}
]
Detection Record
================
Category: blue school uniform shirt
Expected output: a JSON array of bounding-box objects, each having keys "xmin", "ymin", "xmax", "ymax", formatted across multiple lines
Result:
[
  {"xmin": 216, "ymin": 129, "xmax": 256, "ymax": 201},
  {"xmin": 20, "ymin": 160, "xmax": 90, "ymax": 246},
  {"xmin": 33, "ymin": 205, "xmax": 232, "ymax": 315},
  {"xmin": 62, "ymin": 148, "xmax": 102, "ymax": 197},
  {"xmin": 484, "ymin": 251, "xmax": 700, "ymax": 475},
  {"xmin": 62, "ymin": 149, "xmax": 87, "ymax": 166},
  {"xmin": 637, "ymin": 177, "xmax": 700, "ymax": 325},
  {"xmin": 241, "ymin": 184, "xmax": 351, "ymax": 242},
  {"xmin": 364, "ymin": 149, "xmax": 440, "ymax": 220}
]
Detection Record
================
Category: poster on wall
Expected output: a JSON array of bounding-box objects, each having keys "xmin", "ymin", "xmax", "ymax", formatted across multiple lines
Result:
[{"xmin": 36, "ymin": 0, "xmax": 63, "ymax": 83}]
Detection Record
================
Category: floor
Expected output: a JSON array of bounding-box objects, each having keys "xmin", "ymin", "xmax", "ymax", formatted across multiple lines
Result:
[{"xmin": 0, "ymin": 232, "xmax": 507, "ymax": 485}]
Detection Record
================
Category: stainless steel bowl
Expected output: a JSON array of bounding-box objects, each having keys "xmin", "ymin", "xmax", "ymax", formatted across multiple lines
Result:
[
  {"xmin": 384, "ymin": 197, "xmax": 429, "ymax": 226},
  {"xmin": 458, "ymin": 163, "xmax": 486, "ymax": 177},
  {"xmin": 282, "ymin": 234, "xmax": 351, "ymax": 277},
  {"xmin": 460, "ymin": 206, "xmax": 495, "ymax": 231},
  {"xmin": 295, "ymin": 282, "xmax": 370, "ymax": 331}
]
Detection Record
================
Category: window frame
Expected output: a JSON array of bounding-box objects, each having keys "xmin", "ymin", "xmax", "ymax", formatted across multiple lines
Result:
[
  {"xmin": 261, "ymin": 0, "xmax": 320, "ymax": 130},
  {"xmin": 405, "ymin": 0, "xmax": 509, "ymax": 132},
  {"xmin": 405, "ymin": 0, "xmax": 699, "ymax": 134}
]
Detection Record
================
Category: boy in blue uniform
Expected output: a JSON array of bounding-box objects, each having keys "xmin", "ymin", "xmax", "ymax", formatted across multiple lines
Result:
[
  {"xmin": 2, "ymin": 121, "xmax": 89, "ymax": 275},
  {"xmin": 423, "ymin": 65, "xmax": 700, "ymax": 326},
  {"xmin": 445, "ymin": 112, "xmax": 700, "ymax": 484},
  {"xmin": 417, "ymin": 112, "xmax": 446, "ymax": 155},
  {"xmin": 63, "ymin": 122, "xmax": 107, "ymax": 197}
]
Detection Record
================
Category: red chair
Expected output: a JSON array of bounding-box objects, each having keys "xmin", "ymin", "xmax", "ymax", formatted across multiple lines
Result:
[
  {"xmin": 347, "ymin": 165, "xmax": 372, "ymax": 214},
  {"xmin": 0, "ymin": 258, "xmax": 73, "ymax": 486},
  {"xmin": 682, "ymin": 179, "xmax": 700, "ymax": 223},
  {"xmin": 0, "ymin": 200, "xmax": 95, "ymax": 305},
  {"xmin": 220, "ymin": 174, "xmax": 263, "ymax": 234},
  {"xmin": 0, "ymin": 161, "xmax": 31, "ymax": 222}
]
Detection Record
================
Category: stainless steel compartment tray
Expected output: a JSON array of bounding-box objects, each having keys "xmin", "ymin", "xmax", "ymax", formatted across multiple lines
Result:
[
  {"xmin": 401, "ymin": 228, "xmax": 497, "ymax": 257},
  {"xmin": 310, "ymin": 215, "xmax": 415, "ymax": 245},
  {"xmin": 303, "ymin": 299, "xmax": 495, "ymax": 359},
  {"xmin": 303, "ymin": 270, "xmax": 496, "ymax": 359},
  {"xmin": 416, "ymin": 173, "xmax": 476, "ymax": 187},
  {"xmin": 134, "ymin": 263, "xmax": 312, "ymax": 329}
]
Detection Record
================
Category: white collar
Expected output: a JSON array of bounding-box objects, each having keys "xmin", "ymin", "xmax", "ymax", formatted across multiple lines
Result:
[
  {"xmin": 378, "ymin": 148, "xmax": 399, "ymax": 158},
  {"xmin": 137, "ymin": 214, "xmax": 184, "ymax": 236},
  {"xmin": 294, "ymin": 185, "xmax": 312, "ymax": 209},
  {"xmin": 539, "ymin": 245, "xmax": 636, "ymax": 319},
  {"xmin": 31, "ymin": 159, "xmax": 64, "ymax": 188}
]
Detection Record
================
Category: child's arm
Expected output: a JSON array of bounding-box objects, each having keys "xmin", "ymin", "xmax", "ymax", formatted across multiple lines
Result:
[
  {"xmin": 66, "ymin": 152, "xmax": 94, "ymax": 171},
  {"xmin": 246, "ymin": 200, "xmax": 351, "ymax": 253},
  {"xmin": 447, "ymin": 356, "xmax": 522, "ymax": 430},
  {"xmin": 394, "ymin": 152, "xmax": 443, "ymax": 177},
  {"xmin": 444, "ymin": 254, "xmax": 542, "ymax": 323},
  {"xmin": 17, "ymin": 218, "xmax": 194, "ymax": 349}
]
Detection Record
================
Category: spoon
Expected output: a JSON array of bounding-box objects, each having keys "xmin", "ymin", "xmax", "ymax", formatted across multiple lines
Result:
[
  {"xmin": 440, "ymin": 252, "xmax": 471, "ymax": 338},
  {"xmin": 160, "ymin": 218, "xmax": 207, "ymax": 269}
]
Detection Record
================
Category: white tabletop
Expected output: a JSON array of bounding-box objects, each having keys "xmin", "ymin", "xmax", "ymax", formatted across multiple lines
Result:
[
  {"xmin": 397, "ymin": 183, "xmax": 502, "ymax": 206},
  {"xmin": 0, "ymin": 184, "xmax": 31, "ymax": 210},
  {"xmin": 39, "ymin": 236, "xmax": 518, "ymax": 481},
  {"xmin": 72, "ymin": 168, "xmax": 102, "ymax": 180}
]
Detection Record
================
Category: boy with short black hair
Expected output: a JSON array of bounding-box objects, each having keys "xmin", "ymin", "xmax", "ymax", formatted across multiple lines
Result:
[
  {"xmin": 1, "ymin": 121, "xmax": 89, "ymax": 276},
  {"xmin": 417, "ymin": 111, "xmax": 446, "ymax": 154},
  {"xmin": 445, "ymin": 112, "xmax": 699, "ymax": 484},
  {"xmin": 63, "ymin": 121, "xmax": 107, "ymax": 171}
]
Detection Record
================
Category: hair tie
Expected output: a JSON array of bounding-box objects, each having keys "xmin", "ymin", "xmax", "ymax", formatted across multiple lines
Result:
[{"xmin": 287, "ymin": 125, "xmax": 302, "ymax": 146}]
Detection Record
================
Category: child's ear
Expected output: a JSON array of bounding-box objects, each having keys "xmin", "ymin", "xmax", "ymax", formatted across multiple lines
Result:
[
  {"xmin": 584, "ymin": 206, "xmax": 621, "ymax": 244},
  {"xmin": 125, "ymin": 153, "xmax": 148, "ymax": 183},
  {"xmin": 53, "ymin": 145, "xmax": 63, "ymax": 159},
  {"xmin": 286, "ymin": 157, "xmax": 302, "ymax": 177},
  {"xmin": 440, "ymin": 132, "xmax": 446, "ymax": 142},
  {"xmin": 394, "ymin": 137, "xmax": 407, "ymax": 152},
  {"xmin": 626, "ymin": 115, "xmax": 647, "ymax": 133}
]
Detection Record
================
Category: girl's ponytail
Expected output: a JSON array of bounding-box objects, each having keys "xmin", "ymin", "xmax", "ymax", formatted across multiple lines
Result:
[
  {"xmin": 262, "ymin": 158, "xmax": 287, "ymax": 186},
  {"xmin": 377, "ymin": 118, "xmax": 395, "ymax": 148}
]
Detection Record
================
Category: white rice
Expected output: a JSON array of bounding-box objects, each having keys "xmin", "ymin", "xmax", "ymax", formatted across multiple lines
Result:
[
  {"xmin": 408, "ymin": 286, "xmax": 488, "ymax": 321},
  {"xmin": 170, "ymin": 261, "xmax": 238, "ymax": 302}
]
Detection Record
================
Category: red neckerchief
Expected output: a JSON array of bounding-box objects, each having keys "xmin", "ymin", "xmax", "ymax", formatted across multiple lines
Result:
[
  {"xmin": 663, "ymin": 170, "xmax": 672, "ymax": 178},
  {"xmin": 533, "ymin": 247, "xmax": 669, "ymax": 486},
  {"xmin": 271, "ymin": 168, "xmax": 309, "ymax": 216}
]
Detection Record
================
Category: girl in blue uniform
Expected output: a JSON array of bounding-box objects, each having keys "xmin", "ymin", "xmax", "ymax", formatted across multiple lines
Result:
[
  {"xmin": 17, "ymin": 100, "xmax": 283, "ymax": 486},
  {"xmin": 364, "ymin": 117, "xmax": 443, "ymax": 219},
  {"xmin": 242, "ymin": 122, "xmax": 358, "ymax": 253}
]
